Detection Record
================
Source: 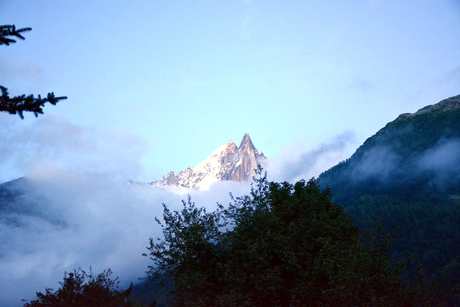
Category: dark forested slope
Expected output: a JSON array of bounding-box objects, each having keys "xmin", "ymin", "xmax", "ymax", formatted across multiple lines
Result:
[{"xmin": 319, "ymin": 94, "xmax": 460, "ymax": 287}]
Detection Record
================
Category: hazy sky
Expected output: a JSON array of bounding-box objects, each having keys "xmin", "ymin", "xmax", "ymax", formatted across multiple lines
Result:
[
  {"xmin": 1, "ymin": 2, "xmax": 460, "ymax": 304},
  {"xmin": 1, "ymin": 0, "xmax": 459, "ymax": 182}
]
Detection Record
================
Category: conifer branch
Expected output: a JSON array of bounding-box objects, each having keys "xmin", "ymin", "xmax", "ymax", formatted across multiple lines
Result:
[
  {"xmin": 0, "ymin": 86, "xmax": 67, "ymax": 119},
  {"xmin": 0, "ymin": 25, "xmax": 32, "ymax": 45},
  {"xmin": 0, "ymin": 25, "xmax": 67, "ymax": 118}
]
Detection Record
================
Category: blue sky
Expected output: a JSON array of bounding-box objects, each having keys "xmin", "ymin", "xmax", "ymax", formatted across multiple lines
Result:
[{"xmin": 1, "ymin": 0, "xmax": 459, "ymax": 182}]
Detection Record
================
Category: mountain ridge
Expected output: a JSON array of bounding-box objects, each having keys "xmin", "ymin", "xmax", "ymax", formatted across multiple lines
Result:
[
  {"xmin": 319, "ymin": 94, "xmax": 460, "ymax": 203},
  {"xmin": 150, "ymin": 133, "xmax": 267, "ymax": 190},
  {"xmin": 317, "ymin": 94, "xmax": 460, "ymax": 288},
  {"xmin": 395, "ymin": 94, "xmax": 460, "ymax": 121}
]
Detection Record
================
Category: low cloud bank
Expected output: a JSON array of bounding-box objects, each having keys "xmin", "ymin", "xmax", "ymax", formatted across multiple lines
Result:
[
  {"xmin": 266, "ymin": 131, "xmax": 356, "ymax": 183},
  {"xmin": 416, "ymin": 138, "xmax": 460, "ymax": 190},
  {"xmin": 0, "ymin": 166, "xmax": 253, "ymax": 306},
  {"xmin": 348, "ymin": 138, "xmax": 460, "ymax": 191},
  {"xmin": 0, "ymin": 114, "xmax": 355, "ymax": 306}
]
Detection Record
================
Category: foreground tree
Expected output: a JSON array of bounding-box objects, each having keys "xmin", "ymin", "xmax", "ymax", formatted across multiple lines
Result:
[
  {"xmin": 0, "ymin": 25, "xmax": 66, "ymax": 118},
  {"xmin": 23, "ymin": 268, "xmax": 133, "ymax": 307},
  {"xmin": 144, "ymin": 195, "xmax": 228, "ymax": 306},
  {"xmin": 145, "ymin": 170, "xmax": 454, "ymax": 306}
]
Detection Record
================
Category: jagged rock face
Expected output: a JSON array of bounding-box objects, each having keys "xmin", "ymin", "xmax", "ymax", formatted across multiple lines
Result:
[
  {"xmin": 166, "ymin": 171, "xmax": 177, "ymax": 186},
  {"xmin": 231, "ymin": 133, "xmax": 266, "ymax": 182},
  {"xmin": 151, "ymin": 133, "xmax": 267, "ymax": 190}
]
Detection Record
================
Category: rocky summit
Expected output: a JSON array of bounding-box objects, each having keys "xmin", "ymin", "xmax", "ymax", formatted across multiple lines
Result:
[{"xmin": 150, "ymin": 133, "xmax": 267, "ymax": 190}]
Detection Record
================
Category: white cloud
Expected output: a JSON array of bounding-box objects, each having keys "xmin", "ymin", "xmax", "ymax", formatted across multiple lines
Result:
[
  {"xmin": 0, "ymin": 113, "xmax": 148, "ymax": 182},
  {"xmin": 416, "ymin": 138, "xmax": 460, "ymax": 188},
  {"xmin": 350, "ymin": 145, "xmax": 401, "ymax": 182},
  {"xmin": 266, "ymin": 131, "xmax": 356, "ymax": 183},
  {"xmin": 0, "ymin": 165, "xmax": 252, "ymax": 306},
  {"xmin": 0, "ymin": 113, "xmax": 355, "ymax": 306},
  {"xmin": 0, "ymin": 113, "xmax": 255, "ymax": 305}
]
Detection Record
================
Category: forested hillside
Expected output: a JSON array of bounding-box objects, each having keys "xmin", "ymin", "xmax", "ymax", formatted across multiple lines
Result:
[
  {"xmin": 138, "ymin": 173, "xmax": 451, "ymax": 306},
  {"xmin": 319, "ymin": 94, "xmax": 460, "ymax": 289}
]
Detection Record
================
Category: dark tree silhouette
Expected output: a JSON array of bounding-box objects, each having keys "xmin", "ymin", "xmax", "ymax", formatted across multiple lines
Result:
[
  {"xmin": 23, "ymin": 268, "xmax": 133, "ymax": 307},
  {"xmin": 0, "ymin": 24, "xmax": 32, "ymax": 45},
  {"xmin": 144, "ymin": 169, "xmax": 456, "ymax": 306},
  {"xmin": 0, "ymin": 25, "xmax": 67, "ymax": 119}
]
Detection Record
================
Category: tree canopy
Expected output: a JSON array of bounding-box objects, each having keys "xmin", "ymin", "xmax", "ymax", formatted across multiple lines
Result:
[
  {"xmin": 144, "ymin": 171, "xmax": 451, "ymax": 306},
  {"xmin": 23, "ymin": 268, "xmax": 132, "ymax": 307},
  {"xmin": 0, "ymin": 25, "xmax": 67, "ymax": 118}
]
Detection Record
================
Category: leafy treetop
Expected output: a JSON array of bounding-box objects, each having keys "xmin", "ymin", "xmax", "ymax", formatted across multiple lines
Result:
[{"xmin": 23, "ymin": 268, "xmax": 133, "ymax": 307}]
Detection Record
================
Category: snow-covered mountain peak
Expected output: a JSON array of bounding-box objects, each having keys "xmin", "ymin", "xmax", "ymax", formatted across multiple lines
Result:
[
  {"xmin": 240, "ymin": 133, "xmax": 254, "ymax": 149},
  {"xmin": 150, "ymin": 133, "xmax": 267, "ymax": 190},
  {"xmin": 226, "ymin": 140, "xmax": 238, "ymax": 154}
]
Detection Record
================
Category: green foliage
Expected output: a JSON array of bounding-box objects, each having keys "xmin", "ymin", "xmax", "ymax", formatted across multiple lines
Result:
[
  {"xmin": 0, "ymin": 85, "xmax": 67, "ymax": 119},
  {"xmin": 144, "ymin": 171, "xmax": 449, "ymax": 306},
  {"xmin": 350, "ymin": 195, "xmax": 460, "ymax": 289},
  {"xmin": 23, "ymin": 268, "xmax": 133, "ymax": 307},
  {"xmin": 143, "ymin": 196, "xmax": 227, "ymax": 306},
  {"xmin": 0, "ymin": 25, "xmax": 67, "ymax": 118},
  {"xmin": 318, "ymin": 95, "xmax": 460, "ymax": 300},
  {"xmin": 130, "ymin": 279, "xmax": 172, "ymax": 307}
]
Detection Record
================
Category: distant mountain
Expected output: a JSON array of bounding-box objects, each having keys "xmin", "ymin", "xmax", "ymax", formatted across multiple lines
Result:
[
  {"xmin": 150, "ymin": 133, "xmax": 267, "ymax": 190},
  {"xmin": 319, "ymin": 94, "xmax": 460, "ymax": 204},
  {"xmin": 0, "ymin": 177, "xmax": 63, "ymax": 227},
  {"xmin": 318, "ymin": 94, "xmax": 460, "ymax": 289}
]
